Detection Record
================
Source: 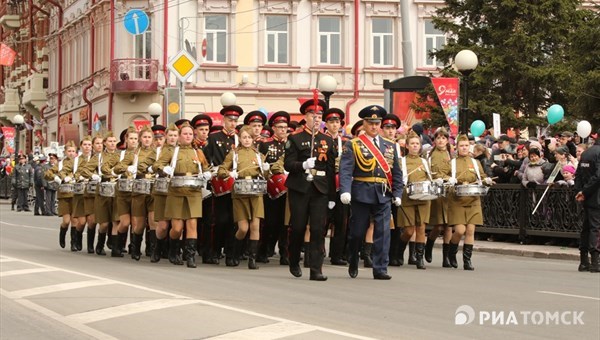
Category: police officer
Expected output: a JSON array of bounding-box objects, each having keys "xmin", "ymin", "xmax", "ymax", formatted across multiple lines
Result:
[
  {"xmin": 284, "ymin": 98, "xmax": 336, "ymax": 281},
  {"xmin": 13, "ymin": 154, "xmax": 33, "ymax": 212},
  {"xmin": 339, "ymin": 105, "xmax": 404, "ymax": 280},
  {"xmin": 575, "ymin": 128, "xmax": 600, "ymax": 273}
]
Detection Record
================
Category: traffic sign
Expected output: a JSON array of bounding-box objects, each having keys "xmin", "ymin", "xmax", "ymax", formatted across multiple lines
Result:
[
  {"xmin": 201, "ymin": 39, "xmax": 207, "ymax": 58},
  {"xmin": 167, "ymin": 49, "xmax": 200, "ymax": 82},
  {"xmin": 124, "ymin": 9, "xmax": 149, "ymax": 35}
]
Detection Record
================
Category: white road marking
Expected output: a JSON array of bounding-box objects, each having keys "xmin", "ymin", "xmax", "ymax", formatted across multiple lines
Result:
[
  {"xmin": 538, "ymin": 290, "xmax": 600, "ymax": 301},
  {"xmin": 6, "ymin": 279, "xmax": 114, "ymax": 298},
  {"xmin": 0, "ymin": 258, "xmax": 18, "ymax": 262},
  {"xmin": 0, "ymin": 220, "xmax": 55, "ymax": 231},
  {"xmin": 205, "ymin": 321, "xmax": 316, "ymax": 339},
  {"xmin": 0, "ymin": 267, "xmax": 58, "ymax": 277}
]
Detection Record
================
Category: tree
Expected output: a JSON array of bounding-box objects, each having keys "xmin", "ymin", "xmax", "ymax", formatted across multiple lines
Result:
[{"xmin": 431, "ymin": 0, "xmax": 597, "ymax": 134}]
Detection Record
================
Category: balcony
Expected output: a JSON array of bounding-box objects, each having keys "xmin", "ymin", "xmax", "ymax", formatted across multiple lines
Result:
[
  {"xmin": 0, "ymin": 2, "xmax": 20, "ymax": 29},
  {"xmin": 110, "ymin": 58, "xmax": 159, "ymax": 93}
]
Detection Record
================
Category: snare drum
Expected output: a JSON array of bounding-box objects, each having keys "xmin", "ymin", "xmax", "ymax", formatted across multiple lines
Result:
[
  {"xmin": 99, "ymin": 182, "xmax": 116, "ymax": 197},
  {"xmin": 407, "ymin": 181, "xmax": 439, "ymax": 201},
  {"xmin": 47, "ymin": 181, "xmax": 60, "ymax": 191},
  {"xmin": 73, "ymin": 182, "xmax": 86, "ymax": 195},
  {"xmin": 117, "ymin": 178, "xmax": 134, "ymax": 192},
  {"xmin": 133, "ymin": 179, "xmax": 153, "ymax": 194},
  {"xmin": 211, "ymin": 177, "xmax": 235, "ymax": 196},
  {"xmin": 170, "ymin": 176, "xmax": 204, "ymax": 189},
  {"xmin": 58, "ymin": 183, "xmax": 74, "ymax": 193},
  {"xmin": 201, "ymin": 180, "xmax": 212, "ymax": 200},
  {"xmin": 86, "ymin": 181, "xmax": 98, "ymax": 195},
  {"xmin": 455, "ymin": 184, "xmax": 489, "ymax": 197},
  {"xmin": 267, "ymin": 173, "xmax": 287, "ymax": 199},
  {"xmin": 154, "ymin": 177, "xmax": 170, "ymax": 194},
  {"xmin": 234, "ymin": 179, "xmax": 267, "ymax": 195}
]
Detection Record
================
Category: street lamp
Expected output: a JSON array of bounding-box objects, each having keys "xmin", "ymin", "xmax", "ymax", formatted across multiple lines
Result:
[
  {"xmin": 455, "ymin": 49, "xmax": 478, "ymax": 135},
  {"xmin": 318, "ymin": 75, "xmax": 337, "ymax": 108},
  {"xmin": 220, "ymin": 92, "xmax": 236, "ymax": 107},
  {"xmin": 12, "ymin": 114, "xmax": 25, "ymax": 156},
  {"xmin": 148, "ymin": 103, "xmax": 162, "ymax": 125}
]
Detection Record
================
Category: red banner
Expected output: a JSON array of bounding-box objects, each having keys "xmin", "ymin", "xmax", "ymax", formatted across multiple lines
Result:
[
  {"xmin": 133, "ymin": 120, "xmax": 151, "ymax": 132},
  {"xmin": 0, "ymin": 43, "xmax": 17, "ymax": 66},
  {"xmin": 1, "ymin": 127, "xmax": 16, "ymax": 155},
  {"xmin": 431, "ymin": 77, "xmax": 460, "ymax": 137}
]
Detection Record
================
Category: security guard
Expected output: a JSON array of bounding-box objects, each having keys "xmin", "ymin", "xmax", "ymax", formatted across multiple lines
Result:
[
  {"xmin": 339, "ymin": 105, "xmax": 404, "ymax": 280},
  {"xmin": 284, "ymin": 97, "xmax": 336, "ymax": 281}
]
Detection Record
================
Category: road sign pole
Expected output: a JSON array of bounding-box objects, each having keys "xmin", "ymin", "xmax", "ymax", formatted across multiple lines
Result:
[{"xmin": 178, "ymin": 18, "xmax": 185, "ymax": 120}]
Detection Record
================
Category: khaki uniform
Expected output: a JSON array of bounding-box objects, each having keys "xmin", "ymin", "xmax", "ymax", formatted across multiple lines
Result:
[
  {"xmin": 44, "ymin": 158, "xmax": 75, "ymax": 216},
  {"xmin": 129, "ymin": 146, "xmax": 156, "ymax": 218},
  {"xmin": 72, "ymin": 154, "xmax": 93, "ymax": 217},
  {"xmin": 113, "ymin": 149, "xmax": 137, "ymax": 217},
  {"xmin": 447, "ymin": 155, "xmax": 485, "ymax": 225},
  {"xmin": 99, "ymin": 150, "xmax": 124, "ymax": 222},
  {"xmin": 429, "ymin": 148, "xmax": 452, "ymax": 225},
  {"xmin": 152, "ymin": 145, "xmax": 172, "ymax": 221},
  {"xmin": 156, "ymin": 145, "xmax": 204, "ymax": 219},
  {"xmin": 218, "ymin": 146, "xmax": 266, "ymax": 222},
  {"xmin": 397, "ymin": 154, "xmax": 431, "ymax": 227}
]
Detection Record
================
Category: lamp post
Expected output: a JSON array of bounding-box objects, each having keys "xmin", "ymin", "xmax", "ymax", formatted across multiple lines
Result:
[
  {"xmin": 148, "ymin": 103, "xmax": 162, "ymax": 126},
  {"xmin": 318, "ymin": 75, "xmax": 337, "ymax": 108},
  {"xmin": 220, "ymin": 92, "xmax": 237, "ymax": 107},
  {"xmin": 455, "ymin": 49, "xmax": 479, "ymax": 135},
  {"xmin": 12, "ymin": 114, "xmax": 25, "ymax": 156}
]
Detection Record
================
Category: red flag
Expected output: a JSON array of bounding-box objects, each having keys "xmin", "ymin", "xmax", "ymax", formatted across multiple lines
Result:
[
  {"xmin": 0, "ymin": 43, "xmax": 17, "ymax": 66},
  {"xmin": 431, "ymin": 77, "xmax": 460, "ymax": 137}
]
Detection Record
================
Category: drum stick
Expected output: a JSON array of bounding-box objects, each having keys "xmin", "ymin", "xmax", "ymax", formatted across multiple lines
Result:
[
  {"xmin": 406, "ymin": 165, "xmax": 423, "ymax": 177},
  {"xmin": 467, "ymin": 176, "xmax": 498, "ymax": 185}
]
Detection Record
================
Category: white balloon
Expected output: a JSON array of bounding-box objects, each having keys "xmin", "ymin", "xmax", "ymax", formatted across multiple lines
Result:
[{"xmin": 577, "ymin": 120, "xmax": 592, "ymax": 138}]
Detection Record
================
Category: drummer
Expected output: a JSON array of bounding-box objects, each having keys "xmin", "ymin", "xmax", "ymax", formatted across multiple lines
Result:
[
  {"xmin": 244, "ymin": 110, "xmax": 267, "ymax": 147},
  {"xmin": 71, "ymin": 136, "xmax": 92, "ymax": 252},
  {"xmin": 155, "ymin": 121, "xmax": 211, "ymax": 268},
  {"xmin": 397, "ymin": 131, "xmax": 433, "ymax": 269},
  {"xmin": 447, "ymin": 134, "xmax": 493, "ymax": 270},
  {"xmin": 218, "ymin": 125, "xmax": 270, "ymax": 269},
  {"xmin": 425, "ymin": 128, "xmax": 454, "ymax": 267},
  {"xmin": 44, "ymin": 141, "xmax": 78, "ymax": 250},
  {"xmin": 84, "ymin": 135, "xmax": 104, "ymax": 253},
  {"xmin": 73, "ymin": 135, "xmax": 100, "ymax": 254}
]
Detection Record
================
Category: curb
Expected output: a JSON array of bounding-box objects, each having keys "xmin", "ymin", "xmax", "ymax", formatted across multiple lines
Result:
[{"xmin": 474, "ymin": 246, "xmax": 578, "ymax": 261}]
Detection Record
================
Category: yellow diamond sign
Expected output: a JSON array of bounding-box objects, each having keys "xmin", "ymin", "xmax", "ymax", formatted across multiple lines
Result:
[{"xmin": 168, "ymin": 49, "xmax": 200, "ymax": 82}]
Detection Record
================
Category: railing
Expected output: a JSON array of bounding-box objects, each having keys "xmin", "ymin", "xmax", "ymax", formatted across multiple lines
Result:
[{"xmin": 110, "ymin": 58, "xmax": 159, "ymax": 83}]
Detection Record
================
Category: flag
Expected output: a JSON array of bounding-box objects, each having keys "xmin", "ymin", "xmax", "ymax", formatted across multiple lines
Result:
[
  {"xmin": 0, "ymin": 43, "xmax": 17, "ymax": 66},
  {"xmin": 431, "ymin": 77, "xmax": 460, "ymax": 137}
]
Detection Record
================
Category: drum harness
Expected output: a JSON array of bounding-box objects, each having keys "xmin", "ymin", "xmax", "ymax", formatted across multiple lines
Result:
[
  {"xmin": 169, "ymin": 146, "xmax": 204, "ymax": 178},
  {"xmin": 428, "ymin": 150, "xmax": 451, "ymax": 224},
  {"xmin": 451, "ymin": 158, "xmax": 482, "ymax": 186},
  {"xmin": 399, "ymin": 156, "xmax": 433, "ymax": 226},
  {"xmin": 233, "ymin": 149, "xmax": 266, "ymax": 179}
]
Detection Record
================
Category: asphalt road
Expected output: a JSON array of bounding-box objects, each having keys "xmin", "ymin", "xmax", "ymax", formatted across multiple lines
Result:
[{"xmin": 1, "ymin": 204, "xmax": 599, "ymax": 340}]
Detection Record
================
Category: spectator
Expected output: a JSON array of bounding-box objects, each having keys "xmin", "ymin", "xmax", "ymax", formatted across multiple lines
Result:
[
  {"xmin": 556, "ymin": 165, "xmax": 576, "ymax": 186},
  {"xmin": 559, "ymin": 131, "xmax": 577, "ymax": 158},
  {"xmin": 554, "ymin": 146, "xmax": 578, "ymax": 182},
  {"xmin": 472, "ymin": 144, "xmax": 494, "ymax": 178},
  {"xmin": 522, "ymin": 148, "xmax": 553, "ymax": 188},
  {"xmin": 576, "ymin": 144, "xmax": 588, "ymax": 162},
  {"xmin": 411, "ymin": 123, "xmax": 433, "ymax": 147}
]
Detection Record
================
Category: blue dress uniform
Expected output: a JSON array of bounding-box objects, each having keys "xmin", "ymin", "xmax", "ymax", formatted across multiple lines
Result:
[{"xmin": 339, "ymin": 105, "xmax": 403, "ymax": 279}]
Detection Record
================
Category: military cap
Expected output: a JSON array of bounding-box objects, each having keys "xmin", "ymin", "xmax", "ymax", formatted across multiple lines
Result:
[
  {"xmin": 300, "ymin": 99, "xmax": 327, "ymax": 114},
  {"xmin": 174, "ymin": 119, "xmax": 191, "ymax": 129},
  {"xmin": 191, "ymin": 114, "xmax": 213, "ymax": 128},
  {"xmin": 220, "ymin": 105, "xmax": 243, "ymax": 119},
  {"xmin": 381, "ymin": 114, "xmax": 400, "ymax": 128},
  {"xmin": 288, "ymin": 121, "xmax": 299, "ymax": 133},
  {"xmin": 358, "ymin": 105, "xmax": 386, "ymax": 122},
  {"xmin": 268, "ymin": 111, "xmax": 291, "ymax": 127},
  {"xmin": 322, "ymin": 108, "xmax": 345, "ymax": 123},
  {"xmin": 351, "ymin": 120, "xmax": 364, "ymax": 137},
  {"xmin": 260, "ymin": 126, "xmax": 274, "ymax": 138},
  {"xmin": 116, "ymin": 140, "xmax": 126, "ymax": 150},
  {"xmin": 244, "ymin": 111, "xmax": 267, "ymax": 125},
  {"xmin": 151, "ymin": 125, "xmax": 167, "ymax": 137}
]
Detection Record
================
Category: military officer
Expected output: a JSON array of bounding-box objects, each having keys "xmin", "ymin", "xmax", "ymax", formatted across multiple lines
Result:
[
  {"xmin": 339, "ymin": 105, "xmax": 404, "ymax": 280},
  {"xmin": 284, "ymin": 97, "xmax": 336, "ymax": 281},
  {"xmin": 12, "ymin": 153, "xmax": 33, "ymax": 212}
]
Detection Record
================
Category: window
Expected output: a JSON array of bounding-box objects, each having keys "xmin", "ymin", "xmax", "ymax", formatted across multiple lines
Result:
[
  {"xmin": 133, "ymin": 14, "xmax": 151, "ymax": 59},
  {"xmin": 205, "ymin": 15, "xmax": 227, "ymax": 63},
  {"xmin": 266, "ymin": 16, "xmax": 288, "ymax": 64},
  {"xmin": 425, "ymin": 19, "xmax": 445, "ymax": 67},
  {"xmin": 372, "ymin": 18, "xmax": 393, "ymax": 66},
  {"xmin": 318, "ymin": 17, "xmax": 340, "ymax": 65}
]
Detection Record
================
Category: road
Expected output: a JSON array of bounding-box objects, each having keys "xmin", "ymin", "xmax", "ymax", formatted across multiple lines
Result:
[{"xmin": 1, "ymin": 204, "xmax": 599, "ymax": 340}]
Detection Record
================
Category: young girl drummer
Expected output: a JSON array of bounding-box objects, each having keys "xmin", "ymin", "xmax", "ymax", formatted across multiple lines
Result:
[
  {"xmin": 218, "ymin": 125, "xmax": 270, "ymax": 270},
  {"xmin": 397, "ymin": 132, "xmax": 434, "ymax": 269}
]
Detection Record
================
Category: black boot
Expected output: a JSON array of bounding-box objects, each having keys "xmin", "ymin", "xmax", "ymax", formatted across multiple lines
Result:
[
  {"xmin": 107, "ymin": 234, "xmax": 113, "ymax": 250},
  {"xmin": 425, "ymin": 238, "xmax": 435, "ymax": 263},
  {"xmin": 145, "ymin": 229, "xmax": 152, "ymax": 257},
  {"xmin": 408, "ymin": 242, "xmax": 417, "ymax": 265},
  {"xmin": 463, "ymin": 244, "xmax": 475, "ymax": 271},
  {"xmin": 303, "ymin": 242, "xmax": 311, "ymax": 268},
  {"xmin": 151, "ymin": 237, "xmax": 165, "ymax": 263},
  {"xmin": 59, "ymin": 227, "xmax": 68, "ymax": 248},
  {"xmin": 448, "ymin": 242, "xmax": 459, "ymax": 268},
  {"xmin": 130, "ymin": 233, "xmax": 142, "ymax": 261},
  {"xmin": 120, "ymin": 232, "xmax": 128, "ymax": 254},
  {"xmin": 168, "ymin": 238, "xmax": 183, "ymax": 265},
  {"xmin": 397, "ymin": 240, "xmax": 408, "ymax": 266},
  {"xmin": 95, "ymin": 232, "xmax": 107, "ymax": 256},
  {"xmin": 363, "ymin": 242, "xmax": 373, "ymax": 268},
  {"xmin": 590, "ymin": 251, "xmax": 600, "ymax": 273},
  {"xmin": 70, "ymin": 227, "xmax": 78, "ymax": 252},
  {"xmin": 111, "ymin": 232, "xmax": 125, "ymax": 257},
  {"xmin": 415, "ymin": 243, "xmax": 426, "ymax": 269},
  {"xmin": 248, "ymin": 240, "xmax": 259, "ymax": 270},
  {"xmin": 87, "ymin": 230, "xmax": 96, "ymax": 254},
  {"xmin": 185, "ymin": 239, "xmax": 197, "ymax": 268},
  {"xmin": 442, "ymin": 243, "xmax": 452, "ymax": 268},
  {"xmin": 76, "ymin": 229, "xmax": 83, "ymax": 251},
  {"xmin": 578, "ymin": 250, "xmax": 590, "ymax": 272}
]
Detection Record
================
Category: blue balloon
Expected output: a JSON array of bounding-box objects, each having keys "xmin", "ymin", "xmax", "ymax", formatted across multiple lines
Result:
[
  {"xmin": 547, "ymin": 104, "xmax": 564, "ymax": 125},
  {"xmin": 258, "ymin": 107, "xmax": 268, "ymax": 117},
  {"xmin": 470, "ymin": 120, "xmax": 486, "ymax": 138}
]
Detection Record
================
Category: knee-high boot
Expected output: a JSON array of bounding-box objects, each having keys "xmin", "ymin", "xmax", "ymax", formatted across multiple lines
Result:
[
  {"xmin": 578, "ymin": 250, "xmax": 590, "ymax": 272},
  {"xmin": 408, "ymin": 241, "xmax": 417, "ymax": 265},
  {"xmin": 248, "ymin": 240, "xmax": 259, "ymax": 270},
  {"xmin": 111, "ymin": 232, "xmax": 126, "ymax": 257},
  {"xmin": 70, "ymin": 227, "xmax": 78, "ymax": 252},
  {"xmin": 95, "ymin": 232, "xmax": 107, "ymax": 256},
  {"xmin": 425, "ymin": 238, "xmax": 435, "ymax": 263},
  {"xmin": 448, "ymin": 242, "xmax": 459, "ymax": 268},
  {"xmin": 151, "ymin": 237, "xmax": 164, "ymax": 263},
  {"xmin": 168, "ymin": 238, "xmax": 183, "ymax": 265},
  {"xmin": 363, "ymin": 242, "xmax": 373, "ymax": 268},
  {"xmin": 76, "ymin": 229, "xmax": 84, "ymax": 251},
  {"xmin": 185, "ymin": 239, "xmax": 197, "ymax": 268},
  {"xmin": 415, "ymin": 243, "xmax": 426, "ymax": 269},
  {"xmin": 145, "ymin": 228, "xmax": 151, "ymax": 257},
  {"xmin": 397, "ymin": 240, "xmax": 408, "ymax": 266},
  {"xmin": 130, "ymin": 233, "xmax": 143, "ymax": 261},
  {"xmin": 463, "ymin": 244, "xmax": 475, "ymax": 270},
  {"xmin": 442, "ymin": 243, "xmax": 452, "ymax": 268},
  {"xmin": 87, "ymin": 230, "xmax": 96, "ymax": 254},
  {"xmin": 59, "ymin": 226, "xmax": 68, "ymax": 248}
]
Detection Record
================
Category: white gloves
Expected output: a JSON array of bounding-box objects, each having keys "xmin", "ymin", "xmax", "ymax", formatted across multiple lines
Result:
[
  {"xmin": 127, "ymin": 165, "xmax": 137, "ymax": 174},
  {"xmin": 484, "ymin": 177, "xmax": 493, "ymax": 186},
  {"xmin": 162, "ymin": 166, "xmax": 174, "ymax": 176},
  {"xmin": 78, "ymin": 176, "xmax": 85, "ymax": 182},
  {"xmin": 284, "ymin": 170, "xmax": 289, "ymax": 176},
  {"xmin": 230, "ymin": 171, "xmax": 238, "ymax": 179},
  {"xmin": 567, "ymin": 179, "xmax": 574, "ymax": 186},
  {"xmin": 91, "ymin": 174, "xmax": 101, "ymax": 181},
  {"xmin": 393, "ymin": 197, "xmax": 402, "ymax": 207},
  {"xmin": 340, "ymin": 193, "xmax": 351, "ymax": 205},
  {"xmin": 53, "ymin": 176, "xmax": 61, "ymax": 184},
  {"xmin": 448, "ymin": 177, "xmax": 457, "ymax": 185},
  {"xmin": 147, "ymin": 166, "xmax": 153, "ymax": 173},
  {"xmin": 63, "ymin": 176, "xmax": 72, "ymax": 183},
  {"xmin": 302, "ymin": 157, "xmax": 316, "ymax": 170},
  {"xmin": 202, "ymin": 171, "xmax": 212, "ymax": 181},
  {"xmin": 263, "ymin": 163, "xmax": 270, "ymax": 171},
  {"xmin": 434, "ymin": 178, "xmax": 444, "ymax": 185},
  {"xmin": 111, "ymin": 170, "xmax": 117, "ymax": 177},
  {"xmin": 328, "ymin": 201, "xmax": 336, "ymax": 210}
]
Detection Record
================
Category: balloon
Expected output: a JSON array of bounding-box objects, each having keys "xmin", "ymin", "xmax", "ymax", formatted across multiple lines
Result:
[
  {"xmin": 577, "ymin": 120, "xmax": 592, "ymax": 138},
  {"xmin": 470, "ymin": 120, "xmax": 486, "ymax": 138},
  {"xmin": 258, "ymin": 107, "xmax": 268, "ymax": 117},
  {"xmin": 547, "ymin": 104, "xmax": 564, "ymax": 125}
]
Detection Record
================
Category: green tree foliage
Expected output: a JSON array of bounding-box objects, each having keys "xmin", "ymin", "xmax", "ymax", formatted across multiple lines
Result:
[{"xmin": 431, "ymin": 0, "xmax": 599, "ymax": 133}]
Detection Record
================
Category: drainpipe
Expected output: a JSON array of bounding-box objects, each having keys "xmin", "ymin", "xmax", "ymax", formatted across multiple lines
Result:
[
  {"xmin": 344, "ymin": 0, "xmax": 360, "ymax": 125},
  {"xmin": 40, "ymin": 105, "xmax": 47, "ymax": 146},
  {"xmin": 44, "ymin": 0, "xmax": 63, "ymax": 141},
  {"xmin": 108, "ymin": 0, "xmax": 114, "ymax": 130},
  {"xmin": 83, "ymin": 0, "xmax": 95, "ymax": 135}
]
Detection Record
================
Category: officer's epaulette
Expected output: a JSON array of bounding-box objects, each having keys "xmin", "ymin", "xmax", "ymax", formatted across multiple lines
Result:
[
  {"xmin": 263, "ymin": 137, "xmax": 274, "ymax": 143},
  {"xmin": 381, "ymin": 136, "xmax": 395, "ymax": 144},
  {"xmin": 291, "ymin": 129, "xmax": 303, "ymax": 135}
]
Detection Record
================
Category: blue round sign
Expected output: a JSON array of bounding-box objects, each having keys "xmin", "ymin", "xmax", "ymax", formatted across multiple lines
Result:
[{"xmin": 123, "ymin": 9, "xmax": 149, "ymax": 35}]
